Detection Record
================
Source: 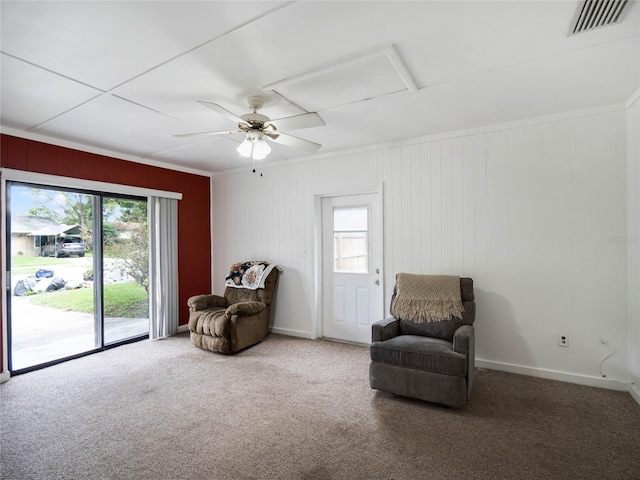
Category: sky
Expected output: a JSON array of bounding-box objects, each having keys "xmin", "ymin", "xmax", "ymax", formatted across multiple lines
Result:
[
  {"xmin": 9, "ymin": 185, "xmax": 68, "ymax": 217},
  {"xmin": 7, "ymin": 185, "xmax": 126, "ymax": 222}
]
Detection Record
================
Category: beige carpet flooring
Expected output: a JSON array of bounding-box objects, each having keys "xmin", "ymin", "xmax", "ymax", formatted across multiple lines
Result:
[{"xmin": 1, "ymin": 332, "xmax": 639, "ymax": 480}]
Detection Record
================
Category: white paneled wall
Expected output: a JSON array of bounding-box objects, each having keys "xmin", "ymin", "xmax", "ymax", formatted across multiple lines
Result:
[
  {"xmin": 627, "ymin": 92, "xmax": 640, "ymax": 397},
  {"xmin": 212, "ymin": 106, "xmax": 630, "ymax": 384}
]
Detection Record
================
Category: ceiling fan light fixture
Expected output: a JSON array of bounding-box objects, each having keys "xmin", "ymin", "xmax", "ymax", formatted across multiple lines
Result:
[
  {"xmin": 186, "ymin": 97, "xmax": 323, "ymax": 160},
  {"xmin": 237, "ymin": 131, "xmax": 271, "ymax": 160},
  {"xmin": 237, "ymin": 138, "xmax": 254, "ymax": 158},
  {"xmin": 253, "ymin": 138, "xmax": 271, "ymax": 160}
]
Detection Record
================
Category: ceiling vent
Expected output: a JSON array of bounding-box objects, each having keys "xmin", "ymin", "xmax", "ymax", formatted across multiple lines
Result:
[{"xmin": 569, "ymin": 0, "xmax": 632, "ymax": 35}]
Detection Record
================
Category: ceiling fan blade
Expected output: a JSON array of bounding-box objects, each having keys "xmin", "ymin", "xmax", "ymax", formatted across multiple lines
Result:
[
  {"xmin": 174, "ymin": 129, "xmax": 244, "ymax": 138},
  {"xmin": 197, "ymin": 101, "xmax": 247, "ymax": 125},
  {"xmin": 267, "ymin": 112, "xmax": 325, "ymax": 131},
  {"xmin": 268, "ymin": 132, "xmax": 321, "ymax": 153}
]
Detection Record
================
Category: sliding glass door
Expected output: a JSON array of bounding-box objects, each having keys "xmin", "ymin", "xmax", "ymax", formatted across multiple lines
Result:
[
  {"xmin": 102, "ymin": 196, "xmax": 149, "ymax": 345},
  {"xmin": 6, "ymin": 182, "xmax": 148, "ymax": 373}
]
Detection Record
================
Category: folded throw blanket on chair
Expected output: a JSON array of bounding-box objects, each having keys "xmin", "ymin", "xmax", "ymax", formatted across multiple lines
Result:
[
  {"xmin": 392, "ymin": 274, "xmax": 464, "ymax": 323},
  {"xmin": 225, "ymin": 261, "xmax": 280, "ymax": 290}
]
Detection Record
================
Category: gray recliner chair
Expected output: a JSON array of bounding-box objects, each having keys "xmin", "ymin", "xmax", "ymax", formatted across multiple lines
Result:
[{"xmin": 369, "ymin": 276, "xmax": 475, "ymax": 407}]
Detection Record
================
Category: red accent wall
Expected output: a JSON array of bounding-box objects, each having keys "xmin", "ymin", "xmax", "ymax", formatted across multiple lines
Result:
[{"xmin": 0, "ymin": 134, "xmax": 211, "ymax": 373}]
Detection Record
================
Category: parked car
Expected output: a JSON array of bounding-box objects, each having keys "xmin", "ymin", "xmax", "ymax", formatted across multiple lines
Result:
[{"xmin": 41, "ymin": 237, "xmax": 86, "ymax": 258}]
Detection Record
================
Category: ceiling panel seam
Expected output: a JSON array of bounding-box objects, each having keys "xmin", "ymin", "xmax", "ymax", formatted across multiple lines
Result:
[
  {"xmin": 261, "ymin": 44, "xmax": 419, "ymax": 93},
  {"xmin": 29, "ymin": 93, "xmax": 104, "ymax": 132},
  {"xmin": 261, "ymin": 44, "xmax": 419, "ymax": 112},
  {"xmin": 423, "ymin": 34, "xmax": 640, "ymax": 89},
  {"xmin": 0, "ymin": 52, "xmax": 105, "ymax": 93},
  {"xmin": 110, "ymin": 94, "xmax": 200, "ymax": 126},
  {"xmin": 269, "ymin": 90, "xmax": 315, "ymax": 115},
  {"xmin": 109, "ymin": 95, "xmax": 229, "ymax": 134},
  {"xmin": 105, "ymin": 1, "xmax": 297, "ymax": 92},
  {"xmin": 306, "ymin": 88, "xmax": 410, "ymax": 114}
]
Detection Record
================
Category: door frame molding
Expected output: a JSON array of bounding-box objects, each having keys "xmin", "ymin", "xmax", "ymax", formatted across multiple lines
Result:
[{"xmin": 312, "ymin": 183, "xmax": 384, "ymax": 340}]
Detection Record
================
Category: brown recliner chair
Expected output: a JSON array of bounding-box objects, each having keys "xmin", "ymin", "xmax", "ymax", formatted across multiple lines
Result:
[{"xmin": 187, "ymin": 262, "xmax": 280, "ymax": 354}]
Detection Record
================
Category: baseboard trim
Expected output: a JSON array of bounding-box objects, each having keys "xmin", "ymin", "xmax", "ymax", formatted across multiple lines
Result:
[
  {"xmin": 175, "ymin": 325, "xmax": 310, "ymax": 338},
  {"xmin": 476, "ymin": 359, "xmax": 630, "ymax": 392},
  {"xmin": 0, "ymin": 370, "xmax": 10, "ymax": 384},
  {"xmin": 628, "ymin": 383, "xmax": 640, "ymax": 406},
  {"xmin": 269, "ymin": 327, "xmax": 312, "ymax": 339}
]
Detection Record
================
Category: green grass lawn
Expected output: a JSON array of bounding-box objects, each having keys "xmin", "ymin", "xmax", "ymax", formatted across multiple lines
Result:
[
  {"xmin": 29, "ymin": 281, "xmax": 149, "ymax": 318},
  {"xmin": 11, "ymin": 256, "xmax": 72, "ymax": 267},
  {"xmin": 10, "ymin": 254, "xmax": 96, "ymax": 276},
  {"xmin": 11, "ymin": 255, "xmax": 72, "ymax": 275}
]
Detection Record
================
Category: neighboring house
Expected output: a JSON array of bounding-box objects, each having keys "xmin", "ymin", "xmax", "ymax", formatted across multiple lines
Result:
[{"xmin": 10, "ymin": 215, "xmax": 80, "ymax": 257}]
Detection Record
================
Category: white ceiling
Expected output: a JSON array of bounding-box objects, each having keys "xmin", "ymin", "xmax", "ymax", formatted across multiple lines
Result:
[{"xmin": 1, "ymin": 1, "xmax": 639, "ymax": 174}]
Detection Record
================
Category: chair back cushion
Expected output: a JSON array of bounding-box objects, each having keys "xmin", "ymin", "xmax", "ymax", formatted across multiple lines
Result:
[
  {"xmin": 393, "ymin": 277, "xmax": 475, "ymax": 341},
  {"xmin": 224, "ymin": 268, "xmax": 279, "ymax": 305}
]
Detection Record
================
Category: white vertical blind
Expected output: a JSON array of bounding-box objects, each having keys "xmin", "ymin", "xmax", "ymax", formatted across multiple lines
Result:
[{"xmin": 148, "ymin": 196, "xmax": 178, "ymax": 340}]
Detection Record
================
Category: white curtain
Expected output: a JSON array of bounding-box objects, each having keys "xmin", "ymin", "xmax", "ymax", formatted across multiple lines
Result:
[{"xmin": 148, "ymin": 196, "xmax": 178, "ymax": 340}]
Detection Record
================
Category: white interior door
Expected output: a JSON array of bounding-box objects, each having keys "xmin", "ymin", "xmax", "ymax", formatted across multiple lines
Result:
[{"xmin": 322, "ymin": 193, "xmax": 383, "ymax": 344}]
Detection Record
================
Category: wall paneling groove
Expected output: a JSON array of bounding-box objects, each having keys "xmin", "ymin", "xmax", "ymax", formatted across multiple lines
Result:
[{"xmin": 212, "ymin": 107, "xmax": 630, "ymax": 385}]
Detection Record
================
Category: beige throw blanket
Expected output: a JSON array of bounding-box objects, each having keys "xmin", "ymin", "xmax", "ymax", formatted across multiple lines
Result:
[{"xmin": 392, "ymin": 274, "xmax": 464, "ymax": 323}]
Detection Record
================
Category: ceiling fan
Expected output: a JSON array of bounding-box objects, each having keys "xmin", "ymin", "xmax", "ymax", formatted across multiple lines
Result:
[{"xmin": 175, "ymin": 95, "xmax": 325, "ymax": 160}]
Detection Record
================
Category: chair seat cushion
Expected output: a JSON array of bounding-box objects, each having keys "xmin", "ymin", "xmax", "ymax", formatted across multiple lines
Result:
[
  {"xmin": 188, "ymin": 307, "xmax": 228, "ymax": 338},
  {"xmin": 370, "ymin": 335, "xmax": 467, "ymax": 376}
]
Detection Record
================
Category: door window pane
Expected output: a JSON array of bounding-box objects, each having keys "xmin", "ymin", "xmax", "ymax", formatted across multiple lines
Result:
[
  {"xmin": 333, "ymin": 206, "xmax": 368, "ymax": 273},
  {"xmin": 9, "ymin": 184, "xmax": 97, "ymax": 370},
  {"xmin": 103, "ymin": 197, "xmax": 149, "ymax": 345}
]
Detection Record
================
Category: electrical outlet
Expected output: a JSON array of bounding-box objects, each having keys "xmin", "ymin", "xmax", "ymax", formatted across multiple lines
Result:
[{"xmin": 558, "ymin": 334, "xmax": 569, "ymax": 347}]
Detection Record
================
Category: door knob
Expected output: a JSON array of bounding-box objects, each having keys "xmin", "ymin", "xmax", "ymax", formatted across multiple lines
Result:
[{"xmin": 375, "ymin": 279, "xmax": 380, "ymax": 285}]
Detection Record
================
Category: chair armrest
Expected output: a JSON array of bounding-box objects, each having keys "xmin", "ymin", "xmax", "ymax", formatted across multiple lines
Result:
[
  {"xmin": 187, "ymin": 294, "xmax": 227, "ymax": 311},
  {"xmin": 453, "ymin": 324, "xmax": 474, "ymax": 355},
  {"xmin": 453, "ymin": 324, "xmax": 475, "ymax": 398},
  {"xmin": 372, "ymin": 317, "xmax": 399, "ymax": 342},
  {"xmin": 225, "ymin": 301, "xmax": 266, "ymax": 317}
]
